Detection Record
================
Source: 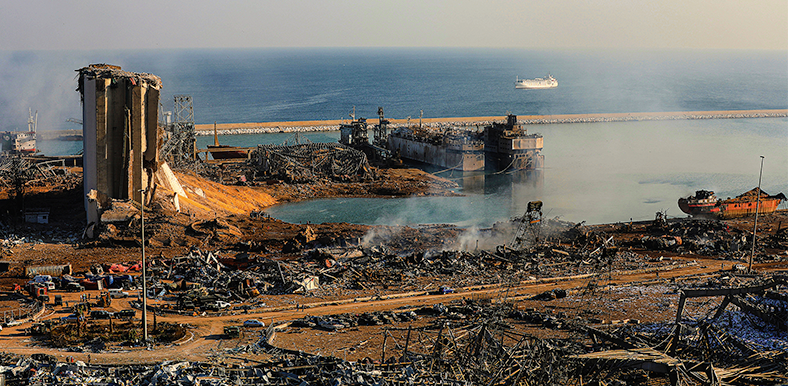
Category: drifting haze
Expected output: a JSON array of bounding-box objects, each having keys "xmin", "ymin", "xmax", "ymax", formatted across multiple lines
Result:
[{"xmin": 1, "ymin": 0, "xmax": 786, "ymax": 51}]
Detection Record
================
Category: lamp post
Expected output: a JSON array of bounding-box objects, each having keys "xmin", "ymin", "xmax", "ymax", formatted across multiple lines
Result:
[
  {"xmin": 140, "ymin": 188, "xmax": 148, "ymax": 342},
  {"xmin": 748, "ymin": 156, "xmax": 764, "ymax": 273}
]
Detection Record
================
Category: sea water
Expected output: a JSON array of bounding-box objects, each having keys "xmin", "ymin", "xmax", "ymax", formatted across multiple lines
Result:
[
  {"xmin": 3, "ymin": 48, "xmax": 787, "ymax": 225},
  {"xmin": 262, "ymin": 118, "xmax": 788, "ymax": 226}
]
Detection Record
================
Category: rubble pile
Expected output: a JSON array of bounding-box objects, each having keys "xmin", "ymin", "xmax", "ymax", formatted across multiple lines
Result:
[
  {"xmin": 1, "ymin": 273, "xmax": 786, "ymax": 385},
  {"xmin": 144, "ymin": 249, "xmax": 272, "ymax": 310},
  {"xmin": 585, "ymin": 276, "xmax": 788, "ymax": 384},
  {"xmin": 635, "ymin": 218, "xmax": 751, "ymax": 257},
  {"xmin": 107, "ymin": 216, "xmax": 695, "ymax": 315},
  {"xmin": 290, "ymin": 310, "xmax": 419, "ymax": 331},
  {"xmin": 249, "ymin": 143, "xmax": 373, "ymax": 183},
  {"xmin": 766, "ymin": 225, "xmax": 788, "ymax": 251},
  {"xmin": 0, "ymin": 155, "xmax": 81, "ymax": 209}
]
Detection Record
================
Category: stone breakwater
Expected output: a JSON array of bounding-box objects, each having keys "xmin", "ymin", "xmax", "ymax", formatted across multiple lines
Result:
[{"xmin": 194, "ymin": 110, "xmax": 787, "ymax": 136}]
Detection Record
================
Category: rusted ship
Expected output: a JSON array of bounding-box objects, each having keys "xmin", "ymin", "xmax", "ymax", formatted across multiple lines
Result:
[
  {"xmin": 386, "ymin": 114, "xmax": 543, "ymax": 172},
  {"xmin": 678, "ymin": 188, "xmax": 786, "ymax": 219}
]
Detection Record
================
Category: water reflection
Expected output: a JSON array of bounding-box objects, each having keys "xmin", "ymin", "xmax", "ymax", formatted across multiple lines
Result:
[
  {"xmin": 453, "ymin": 169, "xmax": 545, "ymax": 217},
  {"xmin": 264, "ymin": 168, "xmax": 546, "ymax": 227}
]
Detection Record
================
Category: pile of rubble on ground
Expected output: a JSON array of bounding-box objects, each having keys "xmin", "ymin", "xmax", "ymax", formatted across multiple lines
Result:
[
  {"xmin": 634, "ymin": 217, "xmax": 749, "ymax": 257},
  {"xmin": 248, "ymin": 143, "xmax": 374, "ymax": 183},
  {"xmin": 2, "ymin": 271, "xmax": 786, "ymax": 385},
  {"xmin": 96, "ymin": 212, "xmax": 746, "ymax": 316}
]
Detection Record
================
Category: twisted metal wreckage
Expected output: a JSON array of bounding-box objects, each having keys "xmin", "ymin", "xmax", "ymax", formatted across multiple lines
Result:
[
  {"xmin": 2, "ymin": 212, "xmax": 787, "ymax": 385},
  {"xmin": 249, "ymin": 142, "xmax": 374, "ymax": 183},
  {"xmin": 1, "ymin": 286, "xmax": 786, "ymax": 386}
]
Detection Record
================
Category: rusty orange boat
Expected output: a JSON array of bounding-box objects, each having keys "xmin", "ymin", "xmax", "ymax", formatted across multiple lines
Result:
[{"xmin": 678, "ymin": 188, "xmax": 786, "ymax": 219}]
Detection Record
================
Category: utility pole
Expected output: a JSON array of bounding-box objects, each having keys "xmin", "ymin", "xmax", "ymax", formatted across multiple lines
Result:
[
  {"xmin": 140, "ymin": 188, "xmax": 148, "ymax": 342},
  {"xmin": 748, "ymin": 155, "xmax": 765, "ymax": 273}
]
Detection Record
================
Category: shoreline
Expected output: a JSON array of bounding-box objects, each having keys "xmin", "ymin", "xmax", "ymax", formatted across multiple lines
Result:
[{"xmin": 193, "ymin": 109, "xmax": 788, "ymax": 135}]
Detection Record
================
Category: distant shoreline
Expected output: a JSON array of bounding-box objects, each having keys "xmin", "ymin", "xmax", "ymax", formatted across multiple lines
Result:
[{"xmin": 193, "ymin": 109, "xmax": 788, "ymax": 136}]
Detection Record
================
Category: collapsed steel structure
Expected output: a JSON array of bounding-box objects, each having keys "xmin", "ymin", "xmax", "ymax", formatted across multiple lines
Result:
[{"xmin": 250, "ymin": 142, "xmax": 373, "ymax": 183}]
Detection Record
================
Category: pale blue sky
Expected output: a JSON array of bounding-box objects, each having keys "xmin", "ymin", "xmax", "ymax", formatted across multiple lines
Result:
[{"xmin": 1, "ymin": 0, "xmax": 786, "ymax": 51}]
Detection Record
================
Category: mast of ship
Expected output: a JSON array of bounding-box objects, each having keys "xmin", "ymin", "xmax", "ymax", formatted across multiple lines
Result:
[
  {"xmin": 748, "ymin": 155, "xmax": 765, "ymax": 273},
  {"xmin": 28, "ymin": 108, "xmax": 37, "ymax": 133},
  {"xmin": 213, "ymin": 122, "xmax": 219, "ymax": 146}
]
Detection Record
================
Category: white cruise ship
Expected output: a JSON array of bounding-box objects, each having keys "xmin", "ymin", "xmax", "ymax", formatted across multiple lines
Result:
[{"xmin": 515, "ymin": 74, "xmax": 558, "ymax": 89}]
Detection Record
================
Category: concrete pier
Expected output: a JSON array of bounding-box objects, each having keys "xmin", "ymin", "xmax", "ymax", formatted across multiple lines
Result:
[{"xmin": 193, "ymin": 109, "xmax": 787, "ymax": 136}]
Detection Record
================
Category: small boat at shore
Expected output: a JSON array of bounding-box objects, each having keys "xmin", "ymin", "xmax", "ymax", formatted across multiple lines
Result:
[
  {"xmin": 207, "ymin": 122, "xmax": 248, "ymax": 160},
  {"xmin": 678, "ymin": 188, "xmax": 786, "ymax": 219},
  {"xmin": 515, "ymin": 74, "xmax": 558, "ymax": 89}
]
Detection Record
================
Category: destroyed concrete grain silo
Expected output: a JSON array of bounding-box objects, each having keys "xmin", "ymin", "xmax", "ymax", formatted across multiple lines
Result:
[{"xmin": 76, "ymin": 64, "xmax": 162, "ymax": 236}]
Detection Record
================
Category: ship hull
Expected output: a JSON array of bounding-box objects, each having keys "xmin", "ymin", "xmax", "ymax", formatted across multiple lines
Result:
[
  {"xmin": 486, "ymin": 152, "xmax": 545, "ymax": 171},
  {"xmin": 207, "ymin": 145, "xmax": 248, "ymax": 160},
  {"xmin": 388, "ymin": 135, "xmax": 484, "ymax": 171},
  {"xmin": 385, "ymin": 114, "xmax": 543, "ymax": 172},
  {"xmin": 515, "ymin": 84, "xmax": 557, "ymax": 89},
  {"xmin": 717, "ymin": 198, "xmax": 782, "ymax": 218}
]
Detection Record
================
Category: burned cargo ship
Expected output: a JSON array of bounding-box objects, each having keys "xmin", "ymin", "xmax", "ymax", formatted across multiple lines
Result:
[
  {"xmin": 387, "ymin": 114, "xmax": 543, "ymax": 172},
  {"xmin": 678, "ymin": 188, "xmax": 786, "ymax": 219}
]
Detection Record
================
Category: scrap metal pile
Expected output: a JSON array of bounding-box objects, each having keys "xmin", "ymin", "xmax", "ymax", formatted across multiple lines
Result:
[
  {"xmin": 159, "ymin": 120, "xmax": 201, "ymax": 172},
  {"xmin": 113, "ymin": 215, "xmax": 709, "ymax": 315},
  {"xmin": 634, "ymin": 216, "xmax": 752, "ymax": 257},
  {"xmin": 0, "ymin": 155, "xmax": 79, "ymax": 192},
  {"xmin": 572, "ymin": 275, "xmax": 788, "ymax": 385},
  {"xmin": 4, "ymin": 281, "xmax": 784, "ymax": 385},
  {"xmin": 249, "ymin": 143, "xmax": 373, "ymax": 183}
]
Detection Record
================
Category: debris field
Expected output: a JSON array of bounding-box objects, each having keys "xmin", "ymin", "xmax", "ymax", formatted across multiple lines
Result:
[{"xmin": 0, "ymin": 156, "xmax": 787, "ymax": 385}]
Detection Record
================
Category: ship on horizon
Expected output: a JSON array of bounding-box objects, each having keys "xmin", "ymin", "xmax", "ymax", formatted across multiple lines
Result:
[{"xmin": 515, "ymin": 74, "xmax": 558, "ymax": 89}]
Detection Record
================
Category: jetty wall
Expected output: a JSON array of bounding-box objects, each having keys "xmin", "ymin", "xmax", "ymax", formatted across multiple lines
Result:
[{"xmin": 193, "ymin": 109, "xmax": 787, "ymax": 136}]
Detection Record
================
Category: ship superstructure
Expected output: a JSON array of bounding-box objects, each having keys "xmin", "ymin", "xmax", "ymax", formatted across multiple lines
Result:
[
  {"xmin": 1, "ymin": 109, "xmax": 37, "ymax": 154},
  {"xmin": 515, "ymin": 74, "xmax": 558, "ymax": 89},
  {"xmin": 483, "ymin": 114, "xmax": 544, "ymax": 171}
]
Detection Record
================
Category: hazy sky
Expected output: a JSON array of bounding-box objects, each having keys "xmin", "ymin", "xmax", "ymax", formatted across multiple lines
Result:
[{"xmin": 2, "ymin": 0, "xmax": 786, "ymax": 51}]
